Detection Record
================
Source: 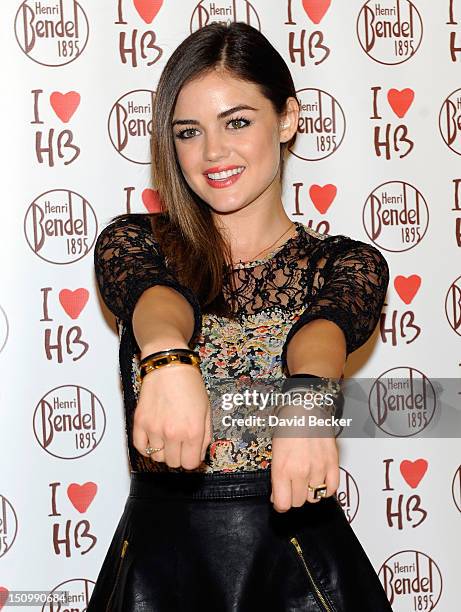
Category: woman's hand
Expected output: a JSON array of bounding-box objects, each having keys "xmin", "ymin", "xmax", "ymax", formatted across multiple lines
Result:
[
  {"xmin": 270, "ymin": 410, "xmax": 339, "ymax": 511},
  {"xmin": 132, "ymin": 364, "xmax": 212, "ymax": 470}
]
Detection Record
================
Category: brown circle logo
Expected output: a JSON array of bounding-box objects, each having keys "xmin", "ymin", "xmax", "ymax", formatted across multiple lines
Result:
[
  {"xmin": 337, "ymin": 467, "xmax": 360, "ymax": 523},
  {"xmin": 108, "ymin": 89, "xmax": 155, "ymax": 164},
  {"xmin": 356, "ymin": 0, "xmax": 423, "ymax": 65},
  {"xmin": 379, "ymin": 550, "xmax": 442, "ymax": 610},
  {"xmin": 23, "ymin": 189, "xmax": 97, "ymax": 264},
  {"xmin": 439, "ymin": 88, "xmax": 461, "ymax": 155},
  {"xmin": 289, "ymin": 88, "xmax": 346, "ymax": 161},
  {"xmin": 41, "ymin": 578, "xmax": 95, "ymax": 611},
  {"xmin": 190, "ymin": 0, "xmax": 261, "ymax": 31},
  {"xmin": 362, "ymin": 181, "xmax": 429, "ymax": 252},
  {"xmin": 445, "ymin": 274, "xmax": 461, "ymax": 336},
  {"xmin": 14, "ymin": 0, "xmax": 89, "ymax": 66},
  {"xmin": 0, "ymin": 305, "xmax": 9, "ymax": 355},
  {"xmin": 33, "ymin": 384, "xmax": 106, "ymax": 459},
  {"xmin": 369, "ymin": 367, "xmax": 436, "ymax": 437},
  {"xmin": 0, "ymin": 494, "xmax": 18, "ymax": 558},
  {"xmin": 451, "ymin": 465, "xmax": 461, "ymax": 513}
]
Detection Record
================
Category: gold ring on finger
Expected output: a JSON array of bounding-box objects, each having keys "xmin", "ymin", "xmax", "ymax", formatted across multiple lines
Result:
[
  {"xmin": 308, "ymin": 483, "xmax": 327, "ymax": 500},
  {"xmin": 145, "ymin": 445, "xmax": 164, "ymax": 455}
]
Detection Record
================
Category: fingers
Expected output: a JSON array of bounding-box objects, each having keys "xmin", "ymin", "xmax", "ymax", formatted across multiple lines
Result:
[
  {"xmin": 132, "ymin": 368, "xmax": 212, "ymax": 469},
  {"xmin": 291, "ymin": 476, "xmax": 309, "ymax": 507},
  {"xmin": 146, "ymin": 436, "xmax": 166, "ymax": 463},
  {"xmin": 160, "ymin": 403, "xmax": 212, "ymax": 468},
  {"xmin": 306, "ymin": 469, "xmax": 327, "ymax": 504},
  {"xmin": 199, "ymin": 403, "xmax": 213, "ymax": 461},
  {"xmin": 180, "ymin": 425, "xmax": 207, "ymax": 469},
  {"xmin": 270, "ymin": 465, "xmax": 340, "ymax": 512},
  {"xmin": 137, "ymin": 425, "xmax": 210, "ymax": 470},
  {"xmin": 133, "ymin": 410, "xmax": 212, "ymax": 469},
  {"xmin": 270, "ymin": 472, "xmax": 293, "ymax": 512},
  {"xmin": 132, "ymin": 420, "xmax": 157, "ymax": 460}
]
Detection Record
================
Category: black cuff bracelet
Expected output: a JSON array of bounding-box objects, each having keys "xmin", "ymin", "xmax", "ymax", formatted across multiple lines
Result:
[{"xmin": 280, "ymin": 373, "xmax": 344, "ymax": 420}]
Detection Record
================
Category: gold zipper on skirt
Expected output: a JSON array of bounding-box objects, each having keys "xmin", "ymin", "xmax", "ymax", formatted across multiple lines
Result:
[
  {"xmin": 289, "ymin": 536, "xmax": 334, "ymax": 612},
  {"xmin": 105, "ymin": 539, "xmax": 129, "ymax": 611}
]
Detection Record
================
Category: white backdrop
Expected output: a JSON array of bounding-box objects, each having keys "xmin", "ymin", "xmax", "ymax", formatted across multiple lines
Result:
[{"xmin": 1, "ymin": 1, "xmax": 460, "ymax": 610}]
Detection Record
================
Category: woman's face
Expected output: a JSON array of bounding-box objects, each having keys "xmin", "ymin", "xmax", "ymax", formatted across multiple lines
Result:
[{"xmin": 172, "ymin": 70, "xmax": 289, "ymax": 216}]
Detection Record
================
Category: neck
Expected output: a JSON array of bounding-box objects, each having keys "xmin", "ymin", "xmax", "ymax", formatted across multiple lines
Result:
[{"xmin": 213, "ymin": 206, "xmax": 293, "ymax": 257}]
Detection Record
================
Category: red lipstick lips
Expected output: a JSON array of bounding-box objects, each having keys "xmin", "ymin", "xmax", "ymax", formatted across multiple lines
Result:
[
  {"xmin": 203, "ymin": 164, "xmax": 243, "ymax": 174},
  {"xmin": 203, "ymin": 165, "xmax": 245, "ymax": 189}
]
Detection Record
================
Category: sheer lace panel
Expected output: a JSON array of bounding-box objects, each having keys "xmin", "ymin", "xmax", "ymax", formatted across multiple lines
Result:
[
  {"xmin": 280, "ymin": 239, "xmax": 390, "ymax": 373},
  {"xmin": 94, "ymin": 214, "xmax": 389, "ymax": 369},
  {"xmin": 93, "ymin": 214, "xmax": 202, "ymax": 341}
]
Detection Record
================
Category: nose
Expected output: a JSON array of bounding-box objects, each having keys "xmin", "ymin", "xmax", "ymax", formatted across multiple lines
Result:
[{"xmin": 203, "ymin": 127, "xmax": 229, "ymax": 161}]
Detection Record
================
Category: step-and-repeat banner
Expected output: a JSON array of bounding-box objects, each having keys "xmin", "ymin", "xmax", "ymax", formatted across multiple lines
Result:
[{"xmin": 1, "ymin": 1, "xmax": 460, "ymax": 610}]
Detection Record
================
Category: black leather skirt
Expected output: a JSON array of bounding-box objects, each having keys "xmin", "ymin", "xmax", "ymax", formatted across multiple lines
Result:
[{"xmin": 87, "ymin": 469, "xmax": 393, "ymax": 611}]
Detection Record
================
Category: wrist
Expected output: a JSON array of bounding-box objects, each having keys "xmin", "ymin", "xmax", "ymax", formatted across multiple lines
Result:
[{"xmin": 140, "ymin": 338, "xmax": 191, "ymax": 360}]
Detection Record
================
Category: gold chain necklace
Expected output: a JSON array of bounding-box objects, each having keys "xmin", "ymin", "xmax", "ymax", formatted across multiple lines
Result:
[{"xmin": 231, "ymin": 221, "xmax": 295, "ymax": 266}]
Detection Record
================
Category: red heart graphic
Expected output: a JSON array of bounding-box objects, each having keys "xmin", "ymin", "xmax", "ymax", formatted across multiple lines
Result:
[
  {"xmin": 50, "ymin": 91, "xmax": 81, "ymax": 123},
  {"xmin": 59, "ymin": 288, "xmax": 89, "ymax": 319},
  {"xmin": 400, "ymin": 459, "xmax": 428, "ymax": 488},
  {"xmin": 387, "ymin": 88, "xmax": 414, "ymax": 118},
  {"xmin": 0, "ymin": 588, "xmax": 9, "ymax": 611},
  {"xmin": 310, "ymin": 184, "xmax": 337, "ymax": 214},
  {"xmin": 142, "ymin": 188, "xmax": 163, "ymax": 212},
  {"xmin": 133, "ymin": 0, "xmax": 163, "ymax": 23},
  {"xmin": 302, "ymin": 0, "xmax": 331, "ymax": 24},
  {"xmin": 394, "ymin": 275, "xmax": 421, "ymax": 304},
  {"xmin": 67, "ymin": 482, "xmax": 98, "ymax": 513}
]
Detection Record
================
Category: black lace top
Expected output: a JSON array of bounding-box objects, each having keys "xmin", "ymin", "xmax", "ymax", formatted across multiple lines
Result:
[{"xmin": 94, "ymin": 213, "xmax": 389, "ymax": 473}]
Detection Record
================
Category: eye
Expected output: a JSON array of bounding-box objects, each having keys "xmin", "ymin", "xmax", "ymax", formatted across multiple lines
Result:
[
  {"xmin": 174, "ymin": 127, "xmax": 198, "ymax": 140},
  {"xmin": 174, "ymin": 116, "xmax": 252, "ymax": 140},
  {"xmin": 226, "ymin": 116, "xmax": 252, "ymax": 130}
]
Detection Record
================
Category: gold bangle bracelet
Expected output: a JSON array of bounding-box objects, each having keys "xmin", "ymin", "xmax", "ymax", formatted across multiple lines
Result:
[{"xmin": 140, "ymin": 352, "xmax": 202, "ymax": 380}]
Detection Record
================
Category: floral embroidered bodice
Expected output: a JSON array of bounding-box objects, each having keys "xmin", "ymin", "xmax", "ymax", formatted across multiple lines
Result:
[{"xmin": 94, "ymin": 213, "xmax": 389, "ymax": 473}]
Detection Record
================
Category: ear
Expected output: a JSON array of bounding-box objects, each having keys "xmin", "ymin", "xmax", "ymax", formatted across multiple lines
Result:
[{"xmin": 279, "ymin": 97, "xmax": 300, "ymax": 143}]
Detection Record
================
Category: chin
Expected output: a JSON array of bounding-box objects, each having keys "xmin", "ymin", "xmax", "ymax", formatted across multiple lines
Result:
[{"xmin": 207, "ymin": 204, "xmax": 246, "ymax": 216}]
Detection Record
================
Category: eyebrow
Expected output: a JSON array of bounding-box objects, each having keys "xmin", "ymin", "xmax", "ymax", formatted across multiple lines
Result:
[{"xmin": 171, "ymin": 105, "xmax": 258, "ymax": 127}]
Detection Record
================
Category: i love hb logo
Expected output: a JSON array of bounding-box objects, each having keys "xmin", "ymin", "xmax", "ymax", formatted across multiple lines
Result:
[
  {"xmin": 40, "ymin": 286, "xmax": 90, "ymax": 363},
  {"xmin": 114, "ymin": 0, "xmax": 164, "ymax": 67},
  {"xmin": 382, "ymin": 457, "xmax": 428, "ymax": 530},
  {"xmin": 30, "ymin": 89, "xmax": 81, "ymax": 167},
  {"xmin": 49, "ymin": 480, "xmax": 98, "ymax": 557},
  {"xmin": 284, "ymin": 0, "xmax": 333, "ymax": 68}
]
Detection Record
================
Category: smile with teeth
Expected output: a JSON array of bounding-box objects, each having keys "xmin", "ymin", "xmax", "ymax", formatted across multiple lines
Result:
[{"xmin": 207, "ymin": 167, "xmax": 245, "ymax": 180}]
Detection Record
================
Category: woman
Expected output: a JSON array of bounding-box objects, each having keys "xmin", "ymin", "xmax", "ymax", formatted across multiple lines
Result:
[{"xmin": 88, "ymin": 21, "xmax": 393, "ymax": 612}]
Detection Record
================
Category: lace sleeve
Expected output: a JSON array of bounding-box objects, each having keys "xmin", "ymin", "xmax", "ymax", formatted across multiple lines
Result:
[
  {"xmin": 280, "ymin": 239, "xmax": 389, "ymax": 374},
  {"xmin": 93, "ymin": 215, "xmax": 202, "ymax": 341}
]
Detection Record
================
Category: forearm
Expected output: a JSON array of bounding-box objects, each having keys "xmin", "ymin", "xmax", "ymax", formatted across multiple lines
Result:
[
  {"xmin": 132, "ymin": 285, "xmax": 196, "ymax": 359},
  {"xmin": 285, "ymin": 319, "xmax": 347, "ymax": 378}
]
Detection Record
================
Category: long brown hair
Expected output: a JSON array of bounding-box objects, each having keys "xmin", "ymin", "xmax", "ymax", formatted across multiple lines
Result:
[{"xmin": 112, "ymin": 21, "xmax": 299, "ymax": 318}]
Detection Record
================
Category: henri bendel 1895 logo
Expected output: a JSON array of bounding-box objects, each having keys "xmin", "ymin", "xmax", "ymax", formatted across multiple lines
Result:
[{"xmin": 14, "ymin": 0, "xmax": 89, "ymax": 66}]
